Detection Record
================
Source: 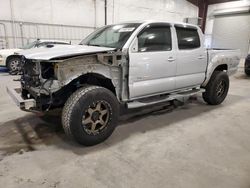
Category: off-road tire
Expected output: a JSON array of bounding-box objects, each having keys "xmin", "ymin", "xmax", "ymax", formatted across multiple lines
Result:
[
  {"xmin": 62, "ymin": 85, "xmax": 119, "ymax": 146},
  {"xmin": 202, "ymin": 71, "xmax": 229, "ymax": 105},
  {"xmin": 6, "ymin": 57, "xmax": 20, "ymax": 75}
]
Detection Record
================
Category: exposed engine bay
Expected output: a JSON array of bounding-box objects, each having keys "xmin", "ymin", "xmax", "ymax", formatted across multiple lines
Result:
[{"xmin": 20, "ymin": 59, "xmax": 58, "ymax": 111}]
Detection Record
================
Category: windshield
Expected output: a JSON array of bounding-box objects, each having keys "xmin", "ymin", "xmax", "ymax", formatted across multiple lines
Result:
[
  {"xmin": 21, "ymin": 41, "xmax": 37, "ymax": 49},
  {"xmin": 80, "ymin": 23, "xmax": 141, "ymax": 49}
]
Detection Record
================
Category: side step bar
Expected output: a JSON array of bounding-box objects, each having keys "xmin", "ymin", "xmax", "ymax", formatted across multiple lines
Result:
[{"xmin": 127, "ymin": 88, "xmax": 205, "ymax": 109}]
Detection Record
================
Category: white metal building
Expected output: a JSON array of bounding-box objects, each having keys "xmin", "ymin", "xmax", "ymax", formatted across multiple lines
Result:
[{"xmin": 0, "ymin": 0, "xmax": 198, "ymax": 48}]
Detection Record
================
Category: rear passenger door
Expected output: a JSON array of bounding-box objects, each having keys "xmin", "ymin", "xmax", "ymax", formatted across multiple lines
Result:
[
  {"xmin": 175, "ymin": 25, "xmax": 207, "ymax": 89},
  {"xmin": 129, "ymin": 23, "xmax": 176, "ymax": 99}
]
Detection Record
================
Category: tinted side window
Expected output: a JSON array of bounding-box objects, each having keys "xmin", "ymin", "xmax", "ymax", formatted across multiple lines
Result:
[
  {"xmin": 175, "ymin": 27, "xmax": 200, "ymax": 49},
  {"xmin": 138, "ymin": 26, "xmax": 172, "ymax": 52}
]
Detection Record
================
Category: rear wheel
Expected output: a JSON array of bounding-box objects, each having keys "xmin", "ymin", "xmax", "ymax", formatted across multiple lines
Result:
[
  {"xmin": 202, "ymin": 71, "xmax": 229, "ymax": 105},
  {"xmin": 7, "ymin": 57, "xmax": 20, "ymax": 74},
  {"xmin": 62, "ymin": 85, "xmax": 119, "ymax": 146}
]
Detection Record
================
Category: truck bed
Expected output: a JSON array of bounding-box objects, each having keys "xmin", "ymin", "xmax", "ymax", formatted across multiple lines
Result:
[
  {"xmin": 200, "ymin": 48, "xmax": 240, "ymax": 87},
  {"xmin": 207, "ymin": 48, "xmax": 240, "ymax": 75}
]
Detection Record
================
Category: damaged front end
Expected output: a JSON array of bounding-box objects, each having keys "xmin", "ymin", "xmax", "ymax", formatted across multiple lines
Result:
[
  {"xmin": 7, "ymin": 57, "xmax": 62, "ymax": 111},
  {"xmin": 7, "ymin": 51, "xmax": 125, "ymax": 112}
]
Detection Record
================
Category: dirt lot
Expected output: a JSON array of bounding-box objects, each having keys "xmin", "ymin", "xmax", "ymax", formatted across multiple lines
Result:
[{"xmin": 0, "ymin": 65, "xmax": 250, "ymax": 188}]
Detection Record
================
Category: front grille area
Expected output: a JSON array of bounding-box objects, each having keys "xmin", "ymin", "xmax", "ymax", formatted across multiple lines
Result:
[
  {"xmin": 19, "ymin": 57, "xmax": 60, "ymax": 111},
  {"xmin": 20, "ymin": 58, "xmax": 41, "ymax": 88}
]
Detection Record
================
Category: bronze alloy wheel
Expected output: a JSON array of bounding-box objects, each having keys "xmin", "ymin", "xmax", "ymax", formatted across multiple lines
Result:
[
  {"xmin": 82, "ymin": 101, "xmax": 110, "ymax": 135},
  {"xmin": 62, "ymin": 86, "xmax": 119, "ymax": 146}
]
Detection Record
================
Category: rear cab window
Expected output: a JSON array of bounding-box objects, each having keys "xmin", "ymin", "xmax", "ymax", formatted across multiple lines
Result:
[{"xmin": 175, "ymin": 26, "xmax": 200, "ymax": 50}]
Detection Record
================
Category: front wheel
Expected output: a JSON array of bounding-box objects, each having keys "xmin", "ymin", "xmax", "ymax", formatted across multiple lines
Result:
[
  {"xmin": 202, "ymin": 71, "xmax": 229, "ymax": 105},
  {"xmin": 62, "ymin": 86, "xmax": 119, "ymax": 146}
]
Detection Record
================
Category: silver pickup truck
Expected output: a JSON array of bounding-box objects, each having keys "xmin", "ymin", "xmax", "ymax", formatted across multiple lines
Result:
[{"xmin": 7, "ymin": 21, "xmax": 240, "ymax": 146}]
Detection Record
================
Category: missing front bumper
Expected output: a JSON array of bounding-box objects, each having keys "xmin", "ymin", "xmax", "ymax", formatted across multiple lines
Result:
[{"xmin": 6, "ymin": 86, "xmax": 36, "ymax": 111}]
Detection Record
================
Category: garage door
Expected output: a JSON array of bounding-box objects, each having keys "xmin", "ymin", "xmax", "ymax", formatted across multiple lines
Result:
[{"xmin": 212, "ymin": 13, "xmax": 250, "ymax": 58}]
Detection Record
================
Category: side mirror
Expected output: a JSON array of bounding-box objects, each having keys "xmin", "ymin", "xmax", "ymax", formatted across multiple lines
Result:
[{"xmin": 131, "ymin": 38, "xmax": 138, "ymax": 52}]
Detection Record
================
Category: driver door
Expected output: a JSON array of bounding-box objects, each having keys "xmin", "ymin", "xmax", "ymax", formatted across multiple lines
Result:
[{"xmin": 128, "ymin": 23, "xmax": 176, "ymax": 99}]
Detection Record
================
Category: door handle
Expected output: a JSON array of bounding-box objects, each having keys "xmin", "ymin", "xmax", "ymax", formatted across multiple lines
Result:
[{"xmin": 167, "ymin": 57, "xmax": 175, "ymax": 62}]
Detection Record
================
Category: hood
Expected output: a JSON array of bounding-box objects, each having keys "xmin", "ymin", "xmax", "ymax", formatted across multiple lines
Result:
[
  {"xmin": 0, "ymin": 48, "xmax": 21, "ymax": 56},
  {"xmin": 18, "ymin": 45, "xmax": 116, "ymax": 60}
]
